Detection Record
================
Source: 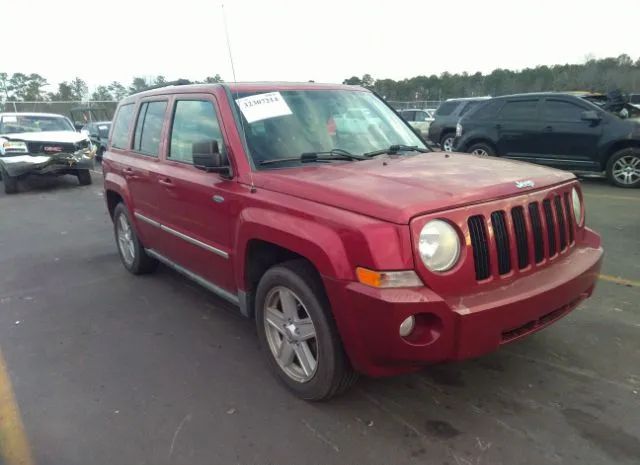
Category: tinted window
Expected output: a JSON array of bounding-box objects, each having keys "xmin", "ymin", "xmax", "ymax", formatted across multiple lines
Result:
[
  {"xmin": 499, "ymin": 100, "xmax": 538, "ymax": 120},
  {"xmin": 169, "ymin": 100, "xmax": 224, "ymax": 164},
  {"xmin": 629, "ymin": 94, "xmax": 640, "ymax": 104},
  {"xmin": 435, "ymin": 101, "xmax": 459, "ymax": 116},
  {"xmin": 400, "ymin": 111, "xmax": 415, "ymax": 121},
  {"xmin": 111, "ymin": 104, "xmax": 135, "ymax": 149},
  {"xmin": 459, "ymin": 101, "xmax": 481, "ymax": 116},
  {"xmin": 466, "ymin": 100, "xmax": 503, "ymax": 120},
  {"xmin": 133, "ymin": 101, "xmax": 167, "ymax": 155},
  {"xmin": 543, "ymin": 99, "xmax": 585, "ymax": 121}
]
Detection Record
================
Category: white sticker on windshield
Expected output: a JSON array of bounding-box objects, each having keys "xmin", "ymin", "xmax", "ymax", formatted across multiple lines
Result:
[
  {"xmin": 2, "ymin": 116, "xmax": 17, "ymax": 123},
  {"xmin": 98, "ymin": 125, "xmax": 108, "ymax": 130},
  {"xmin": 235, "ymin": 92, "xmax": 292, "ymax": 123}
]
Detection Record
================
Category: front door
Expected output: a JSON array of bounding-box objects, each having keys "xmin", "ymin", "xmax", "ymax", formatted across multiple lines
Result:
[
  {"xmin": 153, "ymin": 95, "xmax": 237, "ymax": 294},
  {"xmin": 496, "ymin": 98, "xmax": 542, "ymax": 159},
  {"xmin": 537, "ymin": 97, "xmax": 602, "ymax": 170}
]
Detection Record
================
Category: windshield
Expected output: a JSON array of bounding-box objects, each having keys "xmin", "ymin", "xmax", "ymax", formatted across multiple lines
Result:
[
  {"xmin": 0, "ymin": 115, "xmax": 75, "ymax": 134},
  {"xmin": 234, "ymin": 89, "xmax": 424, "ymax": 168}
]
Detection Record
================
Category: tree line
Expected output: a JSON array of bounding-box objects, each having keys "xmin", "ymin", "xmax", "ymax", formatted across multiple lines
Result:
[
  {"xmin": 0, "ymin": 74, "xmax": 223, "ymax": 102},
  {"xmin": 343, "ymin": 55, "xmax": 640, "ymax": 101}
]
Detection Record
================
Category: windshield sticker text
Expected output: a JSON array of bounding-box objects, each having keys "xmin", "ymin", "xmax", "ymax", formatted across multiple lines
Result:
[{"xmin": 235, "ymin": 92, "xmax": 292, "ymax": 123}]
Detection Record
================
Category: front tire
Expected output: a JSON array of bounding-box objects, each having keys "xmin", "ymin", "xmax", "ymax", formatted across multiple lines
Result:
[
  {"xmin": 77, "ymin": 169, "xmax": 92, "ymax": 185},
  {"xmin": 467, "ymin": 142, "xmax": 496, "ymax": 157},
  {"xmin": 440, "ymin": 133, "xmax": 455, "ymax": 152},
  {"xmin": 1, "ymin": 167, "xmax": 18, "ymax": 194},
  {"xmin": 113, "ymin": 203, "xmax": 158, "ymax": 274},
  {"xmin": 255, "ymin": 260, "xmax": 357, "ymax": 400},
  {"xmin": 606, "ymin": 148, "xmax": 640, "ymax": 188}
]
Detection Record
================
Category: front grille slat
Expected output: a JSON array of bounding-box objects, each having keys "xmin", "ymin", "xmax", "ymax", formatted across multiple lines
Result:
[
  {"xmin": 528, "ymin": 202, "xmax": 545, "ymax": 263},
  {"xmin": 543, "ymin": 199, "xmax": 557, "ymax": 256},
  {"xmin": 491, "ymin": 211, "xmax": 511, "ymax": 275},
  {"xmin": 468, "ymin": 215, "xmax": 490, "ymax": 280},
  {"xmin": 564, "ymin": 192, "xmax": 574, "ymax": 243},
  {"xmin": 511, "ymin": 207, "xmax": 529, "ymax": 269},
  {"xmin": 554, "ymin": 196, "xmax": 567, "ymax": 250}
]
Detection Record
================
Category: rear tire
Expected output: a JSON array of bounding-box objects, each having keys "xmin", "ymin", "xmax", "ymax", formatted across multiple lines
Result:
[
  {"xmin": 1, "ymin": 167, "xmax": 18, "ymax": 194},
  {"xmin": 606, "ymin": 148, "xmax": 640, "ymax": 188},
  {"xmin": 467, "ymin": 142, "xmax": 496, "ymax": 157},
  {"xmin": 440, "ymin": 133, "xmax": 455, "ymax": 152},
  {"xmin": 113, "ymin": 203, "xmax": 158, "ymax": 274},
  {"xmin": 255, "ymin": 259, "xmax": 357, "ymax": 400},
  {"xmin": 77, "ymin": 169, "xmax": 92, "ymax": 186}
]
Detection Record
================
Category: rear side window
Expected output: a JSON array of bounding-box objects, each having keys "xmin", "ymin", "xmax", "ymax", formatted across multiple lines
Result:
[
  {"xmin": 110, "ymin": 104, "xmax": 135, "ymax": 149},
  {"xmin": 466, "ymin": 100, "xmax": 503, "ymax": 120},
  {"xmin": 435, "ymin": 101, "xmax": 459, "ymax": 116},
  {"xmin": 499, "ymin": 100, "xmax": 538, "ymax": 120},
  {"xmin": 459, "ymin": 101, "xmax": 481, "ymax": 116},
  {"xmin": 133, "ymin": 101, "xmax": 168, "ymax": 156},
  {"xmin": 543, "ymin": 99, "xmax": 585, "ymax": 122},
  {"xmin": 169, "ymin": 100, "xmax": 224, "ymax": 164},
  {"xmin": 399, "ymin": 110, "xmax": 415, "ymax": 121}
]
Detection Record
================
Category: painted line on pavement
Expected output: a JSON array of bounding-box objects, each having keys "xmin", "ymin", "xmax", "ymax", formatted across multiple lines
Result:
[
  {"xmin": 599, "ymin": 274, "xmax": 640, "ymax": 288},
  {"xmin": 0, "ymin": 350, "xmax": 34, "ymax": 465}
]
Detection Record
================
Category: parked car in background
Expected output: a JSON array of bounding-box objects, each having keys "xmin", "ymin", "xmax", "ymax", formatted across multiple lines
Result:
[
  {"xmin": 427, "ymin": 97, "xmax": 491, "ymax": 151},
  {"xmin": 397, "ymin": 108, "xmax": 435, "ymax": 136},
  {"xmin": 0, "ymin": 112, "xmax": 96, "ymax": 193},
  {"xmin": 103, "ymin": 82, "xmax": 602, "ymax": 400},
  {"xmin": 454, "ymin": 92, "xmax": 640, "ymax": 188},
  {"xmin": 82, "ymin": 121, "xmax": 111, "ymax": 160},
  {"xmin": 630, "ymin": 94, "xmax": 640, "ymax": 110}
]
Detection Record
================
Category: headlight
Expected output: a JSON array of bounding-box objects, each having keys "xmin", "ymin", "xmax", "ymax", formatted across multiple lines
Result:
[
  {"xmin": 418, "ymin": 220, "xmax": 461, "ymax": 272},
  {"xmin": 572, "ymin": 187, "xmax": 583, "ymax": 225},
  {"xmin": 2, "ymin": 140, "xmax": 29, "ymax": 154},
  {"xmin": 456, "ymin": 123, "xmax": 463, "ymax": 137}
]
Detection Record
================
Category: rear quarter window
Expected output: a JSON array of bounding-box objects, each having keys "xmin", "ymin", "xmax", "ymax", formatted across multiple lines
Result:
[
  {"xmin": 110, "ymin": 104, "xmax": 135, "ymax": 149},
  {"xmin": 435, "ymin": 101, "xmax": 459, "ymax": 117}
]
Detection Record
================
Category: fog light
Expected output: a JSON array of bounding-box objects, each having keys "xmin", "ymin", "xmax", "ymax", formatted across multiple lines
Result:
[{"xmin": 399, "ymin": 316, "xmax": 416, "ymax": 337}]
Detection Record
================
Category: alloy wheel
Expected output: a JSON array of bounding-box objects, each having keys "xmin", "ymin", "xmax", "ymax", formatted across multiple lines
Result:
[
  {"xmin": 263, "ymin": 286, "xmax": 318, "ymax": 383},
  {"xmin": 471, "ymin": 148, "xmax": 489, "ymax": 156},
  {"xmin": 117, "ymin": 213, "xmax": 135, "ymax": 266},
  {"xmin": 612, "ymin": 154, "xmax": 640, "ymax": 185},
  {"xmin": 442, "ymin": 137, "xmax": 454, "ymax": 152}
]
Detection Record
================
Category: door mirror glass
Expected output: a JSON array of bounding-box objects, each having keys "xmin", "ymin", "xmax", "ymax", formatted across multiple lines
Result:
[
  {"xmin": 581, "ymin": 110, "xmax": 601, "ymax": 122},
  {"xmin": 192, "ymin": 140, "xmax": 230, "ymax": 174}
]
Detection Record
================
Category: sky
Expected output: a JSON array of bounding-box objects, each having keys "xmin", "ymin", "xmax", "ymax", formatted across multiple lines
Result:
[{"xmin": 2, "ymin": 0, "xmax": 639, "ymax": 93}]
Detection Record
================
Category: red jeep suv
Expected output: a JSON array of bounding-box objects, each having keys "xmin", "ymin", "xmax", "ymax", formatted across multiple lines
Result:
[{"xmin": 102, "ymin": 82, "xmax": 603, "ymax": 400}]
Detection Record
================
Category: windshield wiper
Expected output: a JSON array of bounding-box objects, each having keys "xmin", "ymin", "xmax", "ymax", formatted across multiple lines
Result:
[
  {"xmin": 363, "ymin": 144, "xmax": 431, "ymax": 157},
  {"xmin": 259, "ymin": 149, "xmax": 366, "ymax": 166}
]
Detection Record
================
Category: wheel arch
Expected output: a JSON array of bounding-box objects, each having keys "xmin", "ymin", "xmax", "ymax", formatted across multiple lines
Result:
[
  {"xmin": 603, "ymin": 140, "xmax": 640, "ymax": 170},
  {"xmin": 463, "ymin": 138, "xmax": 498, "ymax": 154}
]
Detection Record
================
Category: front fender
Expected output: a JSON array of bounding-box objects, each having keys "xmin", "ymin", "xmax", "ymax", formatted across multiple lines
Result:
[{"xmin": 233, "ymin": 207, "xmax": 353, "ymax": 291}]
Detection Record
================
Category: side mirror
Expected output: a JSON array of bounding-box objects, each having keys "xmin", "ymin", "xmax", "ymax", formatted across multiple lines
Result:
[
  {"xmin": 581, "ymin": 110, "xmax": 601, "ymax": 122},
  {"xmin": 192, "ymin": 140, "xmax": 231, "ymax": 176}
]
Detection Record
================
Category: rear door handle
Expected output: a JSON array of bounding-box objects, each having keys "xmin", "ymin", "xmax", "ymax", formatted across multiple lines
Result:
[
  {"xmin": 544, "ymin": 125, "xmax": 553, "ymax": 132},
  {"xmin": 158, "ymin": 177, "xmax": 174, "ymax": 187}
]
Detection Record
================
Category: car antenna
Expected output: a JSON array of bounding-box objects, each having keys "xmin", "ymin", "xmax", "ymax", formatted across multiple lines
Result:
[{"xmin": 222, "ymin": 3, "xmax": 256, "ymax": 193}]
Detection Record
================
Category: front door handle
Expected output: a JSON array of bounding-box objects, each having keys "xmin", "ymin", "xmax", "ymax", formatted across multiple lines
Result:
[
  {"xmin": 158, "ymin": 177, "xmax": 174, "ymax": 187},
  {"xmin": 544, "ymin": 125, "xmax": 553, "ymax": 132}
]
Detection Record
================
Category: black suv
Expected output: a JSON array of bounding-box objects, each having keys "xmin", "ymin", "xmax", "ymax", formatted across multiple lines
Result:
[
  {"xmin": 454, "ymin": 93, "xmax": 640, "ymax": 188},
  {"xmin": 427, "ymin": 97, "xmax": 490, "ymax": 151}
]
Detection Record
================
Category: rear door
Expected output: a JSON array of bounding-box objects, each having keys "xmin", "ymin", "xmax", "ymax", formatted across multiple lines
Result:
[
  {"xmin": 153, "ymin": 94, "xmax": 237, "ymax": 293},
  {"xmin": 495, "ymin": 98, "xmax": 542, "ymax": 159},
  {"xmin": 538, "ymin": 97, "xmax": 602, "ymax": 169}
]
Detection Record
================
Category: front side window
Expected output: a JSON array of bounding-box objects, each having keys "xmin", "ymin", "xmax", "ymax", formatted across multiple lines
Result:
[
  {"xmin": 0, "ymin": 115, "xmax": 74, "ymax": 134},
  {"xmin": 234, "ymin": 89, "xmax": 424, "ymax": 168},
  {"xmin": 415, "ymin": 111, "xmax": 428, "ymax": 121},
  {"xmin": 169, "ymin": 100, "xmax": 224, "ymax": 164},
  {"xmin": 543, "ymin": 99, "xmax": 586, "ymax": 122},
  {"xmin": 133, "ymin": 101, "xmax": 167, "ymax": 156},
  {"xmin": 499, "ymin": 100, "xmax": 539, "ymax": 120},
  {"xmin": 111, "ymin": 104, "xmax": 135, "ymax": 149},
  {"xmin": 466, "ymin": 100, "xmax": 503, "ymax": 120}
]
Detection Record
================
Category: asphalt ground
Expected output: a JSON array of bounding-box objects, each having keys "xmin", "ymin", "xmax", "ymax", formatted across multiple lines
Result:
[{"xmin": 0, "ymin": 169, "xmax": 638, "ymax": 465}]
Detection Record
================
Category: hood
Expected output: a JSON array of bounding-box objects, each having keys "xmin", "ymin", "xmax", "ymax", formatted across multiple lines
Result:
[
  {"xmin": 0, "ymin": 130, "xmax": 88, "ymax": 144},
  {"xmin": 253, "ymin": 152, "xmax": 575, "ymax": 224}
]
